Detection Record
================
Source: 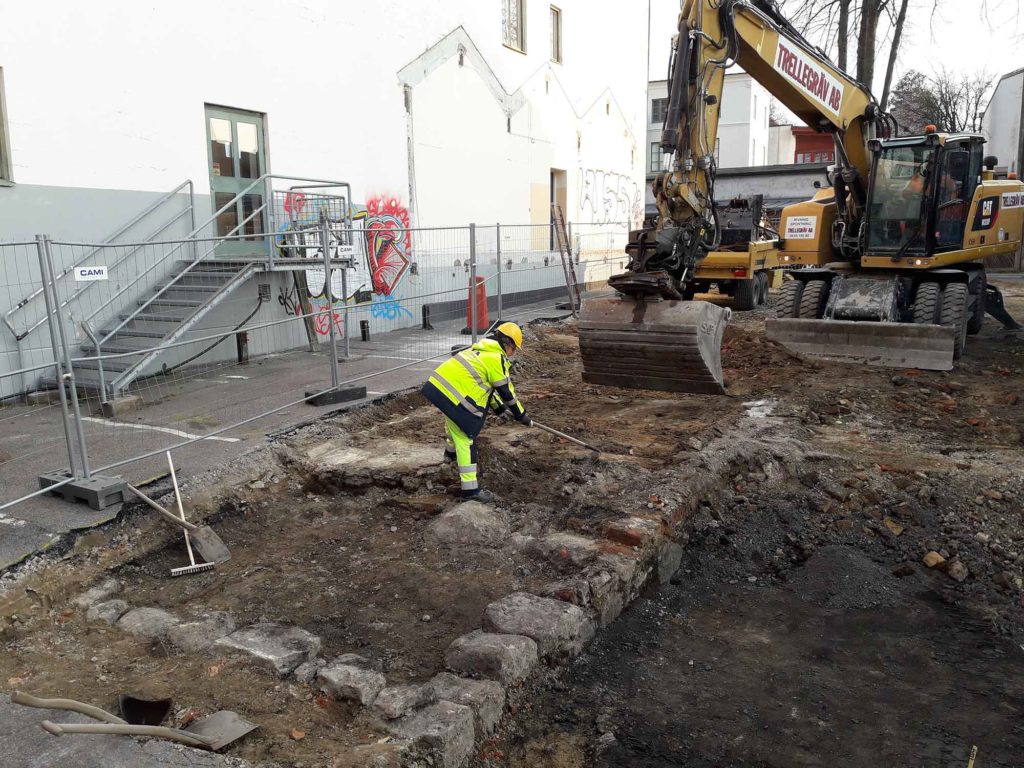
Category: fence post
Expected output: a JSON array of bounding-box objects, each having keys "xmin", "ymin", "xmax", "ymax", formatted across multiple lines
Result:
[
  {"xmin": 340, "ymin": 263, "xmax": 350, "ymax": 360},
  {"xmin": 320, "ymin": 214, "xmax": 340, "ymax": 391},
  {"xmin": 40, "ymin": 236, "xmax": 92, "ymax": 479},
  {"xmin": 265, "ymin": 176, "xmax": 276, "ymax": 271},
  {"xmin": 81, "ymin": 321, "xmax": 109, "ymax": 407},
  {"xmin": 495, "ymin": 223, "xmax": 503, "ymax": 320},
  {"xmin": 469, "ymin": 223, "xmax": 478, "ymax": 344},
  {"xmin": 36, "ymin": 236, "xmax": 79, "ymax": 477}
]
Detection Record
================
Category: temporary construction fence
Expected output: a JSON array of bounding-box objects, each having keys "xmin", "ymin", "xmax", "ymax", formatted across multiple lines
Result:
[{"xmin": 0, "ymin": 218, "xmax": 629, "ymax": 515}]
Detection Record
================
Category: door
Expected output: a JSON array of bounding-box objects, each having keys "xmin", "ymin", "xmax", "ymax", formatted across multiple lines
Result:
[
  {"xmin": 205, "ymin": 105, "xmax": 267, "ymax": 255},
  {"xmin": 550, "ymin": 169, "xmax": 567, "ymax": 249}
]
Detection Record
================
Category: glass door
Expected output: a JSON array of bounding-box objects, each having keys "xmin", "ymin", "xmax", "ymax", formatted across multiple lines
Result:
[{"xmin": 205, "ymin": 105, "xmax": 267, "ymax": 256}]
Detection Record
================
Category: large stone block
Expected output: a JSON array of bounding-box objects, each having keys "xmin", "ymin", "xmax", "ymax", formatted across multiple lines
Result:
[
  {"xmin": 444, "ymin": 630, "xmax": 539, "ymax": 685},
  {"xmin": 86, "ymin": 599, "xmax": 129, "ymax": 625},
  {"xmin": 216, "ymin": 622, "xmax": 321, "ymax": 675},
  {"xmin": 387, "ymin": 701, "xmax": 475, "ymax": 768},
  {"xmin": 427, "ymin": 672, "xmax": 505, "ymax": 737},
  {"xmin": 483, "ymin": 592, "xmax": 590, "ymax": 659},
  {"xmin": 72, "ymin": 578, "xmax": 121, "ymax": 610},
  {"xmin": 318, "ymin": 662, "xmax": 387, "ymax": 706},
  {"xmin": 657, "ymin": 541, "xmax": 684, "ymax": 584},
  {"xmin": 167, "ymin": 612, "xmax": 236, "ymax": 653},
  {"xmin": 117, "ymin": 607, "xmax": 179, "ymax": 640},
  {"xmin": 425, "ymin": 501, "xmax": 510, "ymax": 546},
  {"xmin": 374, "ymin": 683, "xmax": 436, "ymax": 720}
]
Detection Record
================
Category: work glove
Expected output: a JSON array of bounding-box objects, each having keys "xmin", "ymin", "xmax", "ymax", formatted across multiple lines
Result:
[
  {"xmin": 492, "ymin": 403, "xmax": 513, "ymax": 423},
  {"xmin": 516, "ymin": 412, "xmax": 533, "ymax": 428}
]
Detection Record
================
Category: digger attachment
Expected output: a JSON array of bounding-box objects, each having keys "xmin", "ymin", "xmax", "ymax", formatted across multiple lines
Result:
[
  {"xmin": 765, "ymin": 319, "xmax": 955, "ymax": 371},
  {"xmin": 579, "ymin": 296, "xmax": 731, "ymax": 394}
]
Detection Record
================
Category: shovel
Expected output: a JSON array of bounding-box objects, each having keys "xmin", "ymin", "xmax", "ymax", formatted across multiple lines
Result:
[
  {"xmin": 532, "ymin": 421, "xmax": 601, "ymax": 453},
  {"xmin": 126, "ymin": 484, "xmax": 231, "ymax": 565},
  {"xmin": 11, "ymin": 691, "xmax": 257, "ymax": 751}
]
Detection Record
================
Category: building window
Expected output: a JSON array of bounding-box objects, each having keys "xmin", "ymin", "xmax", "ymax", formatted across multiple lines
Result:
[
  {"xmin": 0, "ymin": 68, "xmax": 11, "ymax": 184},
  {"xmin": 550, "ymin": 6, "xmax": 562, "ymax": 63},
  {"xmin": 651, "ymin": 97, "xmax": 669, "ymax": 124},
  {"xmin": 650, "ymin": 142, "xmax": 661, "ymax": 173},
  {"xmin": 503, "ymin": 0, "xmax": 526, "ymax": 52}
]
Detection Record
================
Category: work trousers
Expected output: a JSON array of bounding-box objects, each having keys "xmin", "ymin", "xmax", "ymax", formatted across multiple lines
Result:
[{"xmin": 444, "ymin": 417, "xmax": 479, "ymax": 497}]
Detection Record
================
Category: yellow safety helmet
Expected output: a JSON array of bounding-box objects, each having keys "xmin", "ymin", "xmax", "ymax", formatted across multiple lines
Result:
[{"xmin": 495, "ymin": 322, "xmax": 523, "ymax": 349}]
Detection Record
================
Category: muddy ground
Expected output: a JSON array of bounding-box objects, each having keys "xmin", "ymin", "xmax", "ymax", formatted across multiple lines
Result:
[{"xmin": 1, "ymin": 281, "xmax": 1023, "ymax": 767}]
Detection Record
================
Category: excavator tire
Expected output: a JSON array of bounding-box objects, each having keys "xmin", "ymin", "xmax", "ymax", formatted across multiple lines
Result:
[
  {"xmin": 940, "ymin": 282, "xmax": 969, "ymax": 359},
  {"xmin": 732, "ymin": 277, "xmax": 758, "ymax": 311},
  {"xmin": 757, "ymin": 272, "xmax": 770, "ymax": 306},
  {"xmin": 966, "ymin": 272, "xmax": 986, "ymax": 335},
  {"xmin": 578, "ymin": 296, "xmax": 731, "ymax": 395},
  {"xmin": 913, "ymin": 282, "xmax": 941, "ymax": 325},
  {"xmin": 797, "ymin": 279, "xmax": 828, "ymax": 319},
  {"xmin": 776, "ymin": 279, "xmax": 803, "ymax": 318}
]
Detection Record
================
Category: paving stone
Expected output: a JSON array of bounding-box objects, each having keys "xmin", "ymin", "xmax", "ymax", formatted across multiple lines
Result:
[
  {"xmin": 72, "ymin": 578, "xmax": 121, "ymax": 610},
  {"xmin": 425, "ymin": 501, "xmax": 510, "ymax": 546},
  {"xmin": 657, "ymin": 541, "xmax": 684, "ymax": 584},
  {"xmin": 444, "ymin": 630, "xmax": 539, "ymax": 684},
  {"xmin": 427, "ymin": 672, "xmax": 505, "ymax": 737},
  {"xmin": 216, "ymin": 622, "xmax": 321, "ymax": 675},
  {"xmin": 117, "ymin": 607, "xmax": 179, "ymax": 640},
  {"xmin": 386, "ymin": 700, "xmax": 475, "ymax": 768},
  {"xmin": 483, "ymin": 592, "xmax": 591, "ymax": 659},
  {"xmin": 293, "ymin": 658, "xmax": 326, "ymax": 685},
  {"xmin": 166, "ymin": 612, "xmax": 236, "ymax": 653},
  {"xmin": 374, "ymin": 683, "xmax": 436, "ymax": 720},
  {"xmin": 85, "ymin": 599, "xmax": 129, "ymax": 625},
  {"xmin": 318, "ymin": 663, "xmax": 387, "ymax": 706}
]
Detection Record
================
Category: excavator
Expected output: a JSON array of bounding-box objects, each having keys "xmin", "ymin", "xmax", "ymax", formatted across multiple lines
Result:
[{"xmin": 579, "ymin": 0, "xmax": 1024, "ymax": 393}]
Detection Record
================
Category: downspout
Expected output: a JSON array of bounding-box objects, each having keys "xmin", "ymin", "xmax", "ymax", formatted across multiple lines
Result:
[{"xmin": 404, "ymin": 84, "xmax": 418, "ymax": 228}]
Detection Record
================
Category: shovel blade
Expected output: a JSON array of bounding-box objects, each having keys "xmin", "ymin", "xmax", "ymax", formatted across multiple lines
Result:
[
  {"xmin": 184, "ymin": 710, "xmax": 258, "ymax": 751},
  {"xmin": 189, "ymin": 526, "xmax": 231, "ymax": 565},
  {"xmin": 766, "ymin": 318, "xmax": 955, "ymax": 371}
]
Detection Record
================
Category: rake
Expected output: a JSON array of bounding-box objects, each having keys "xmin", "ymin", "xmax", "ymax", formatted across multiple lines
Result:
[{"xmin": 166, "ymin": 452, "xmax": 215, "ymax": 577}]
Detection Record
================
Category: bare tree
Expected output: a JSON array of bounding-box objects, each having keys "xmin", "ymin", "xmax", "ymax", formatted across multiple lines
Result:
[
  {"xmin": 888, "ymin": 68, "xmax": 994, "ymax": 133},
  {"xmin": 880, "ymin": 0, "xmax": 910, "ymax": 109}
]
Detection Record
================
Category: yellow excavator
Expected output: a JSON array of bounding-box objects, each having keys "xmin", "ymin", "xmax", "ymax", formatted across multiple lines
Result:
[{"xmin": 579, "ymin": 0, "xmax": 1024, "ymax": 393}]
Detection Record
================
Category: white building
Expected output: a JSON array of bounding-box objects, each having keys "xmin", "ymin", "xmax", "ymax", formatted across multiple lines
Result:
[
  {"xmin": 768, "ymin": 122, "xmax": 797, "ymax": 165},
  {"xmin": 981, "ymin": 67, "xmax": 1024, "ymax": 178},
  {"xmin": 646, "ymin": 70, "xmax": 772, "ymax": 211},
  {"xmin": 0, "ymin": 0, "xmax": 647, "ymax": 240}
]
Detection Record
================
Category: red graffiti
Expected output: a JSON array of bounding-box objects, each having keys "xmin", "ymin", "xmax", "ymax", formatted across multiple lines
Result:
[
  {"xmin": 310, "ymin": 296, "xmax": 344, "ymax": 338},
  {"xmin": 363, "ymin": 196, "xmax": 412, "ymax": 296},
  {"xmin": 284, "ymin": 191, "xmax": 307, "ymax": 218}
]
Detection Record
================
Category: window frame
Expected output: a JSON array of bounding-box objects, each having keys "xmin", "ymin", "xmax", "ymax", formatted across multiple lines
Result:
[
  {"xmin": 503, "ymin": 0, "xmax": 527, "ymax": 54},
  {"xmin": 650, "ymin": 142, "xmax": 661, "ymax": 174},
  {"xmin": 550, "ymin": 5, "xmax": 562, "ymax": 63},
  {"xmin": 0, "ymin": 68, "xmax": 12, "ymax": 185},
  {"xmin": 651, "ymin": 97, "xmax": 669, "ymax": 125}
]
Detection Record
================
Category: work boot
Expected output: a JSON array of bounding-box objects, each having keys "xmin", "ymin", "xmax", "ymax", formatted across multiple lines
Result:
[
  {"xmin": 469, "ymin": 489, "xmax": 498, "ymax": 504},
  {"xmin": 443, "ymin": 449, "xmax": 456, "ymax": 463}
]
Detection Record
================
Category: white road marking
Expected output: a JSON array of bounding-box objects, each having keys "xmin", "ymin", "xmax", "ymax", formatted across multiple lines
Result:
[
  {"xmin": 80, "ymin": 417, "xmax": 240, "ymax": 443},
  {"xmin": 224, "ymin": 375, "xmax": 249, "ymax": 380}
]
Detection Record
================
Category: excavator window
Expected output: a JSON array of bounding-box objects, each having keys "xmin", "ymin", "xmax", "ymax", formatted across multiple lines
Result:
[
  {"xmin": 935, "ymin": 148, "xmax": 971, "ymax": 250},
  {"xmin": 866, "ymin": 144, "xmax": 937, "ymax": 254}
]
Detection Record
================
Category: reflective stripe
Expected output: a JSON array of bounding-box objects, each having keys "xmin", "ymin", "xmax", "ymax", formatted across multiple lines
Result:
[
  {"xmin": 458, "ymin": 464, "xmax": 477, "ymax": 475},
  {"xmin": 505, "ymin": 397, "xmax": 520, "ymax": 408},
  {"xmin": 456, "ymin": 353, "xmax": 489, "ymax": 390},
  {"xmin": 432, "ymin": 374, "xmax": 483, "ymax": 415},
  {"xmin": 492, "ymin": 377, "xmax": 509, "ymax": 387},
  {"xmin": 461, "ymin": 479, "xmax": 479, "ymax": 490}
]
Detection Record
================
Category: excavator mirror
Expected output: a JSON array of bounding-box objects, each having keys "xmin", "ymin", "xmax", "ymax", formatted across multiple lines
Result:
[{"xmin": 984, "ymin": 155, "xmax": 998, "ymax": 170}]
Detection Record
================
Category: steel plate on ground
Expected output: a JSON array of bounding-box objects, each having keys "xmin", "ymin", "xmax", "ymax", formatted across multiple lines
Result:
[
  {"xmin": 765, "ymin": 318, "xmax": 955, "ymax": 371},
  {"xmin": 578, "ymin": 296, "xmax": 731, "ymax": 394}
]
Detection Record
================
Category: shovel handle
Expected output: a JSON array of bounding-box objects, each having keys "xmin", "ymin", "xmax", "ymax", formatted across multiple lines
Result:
[
  {"xmin": 127, "ymin": 484, "xmax": 198, "ymax": 532},
  {"xmin": 11, "ymin": 691, "xmax": 126, "ymax": 724},
  {"xmin": 40, "ymin": 720, "xmax": 215, "ymax": 750},
  {"xmin": 532, "ymin": 421, "xmax": 600, "ymax": 453}
]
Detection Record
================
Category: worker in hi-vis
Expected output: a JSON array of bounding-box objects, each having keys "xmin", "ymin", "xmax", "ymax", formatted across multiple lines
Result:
[{"xmin": 421, "ymin": 322, "xmax": 531, "ymax": 503}]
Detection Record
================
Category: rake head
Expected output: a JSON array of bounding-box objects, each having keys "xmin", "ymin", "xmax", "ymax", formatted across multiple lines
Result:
[{"xmin": 170, "ymin": 561, "xmax": 215, "ymax": 577}]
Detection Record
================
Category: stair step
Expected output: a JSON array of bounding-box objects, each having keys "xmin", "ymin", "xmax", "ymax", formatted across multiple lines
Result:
[
  {"xmin": 156, "ymin": 284, "xmax": 222, "ymax": 294},
  {"xmin": 119, "ymin": 311, "xmax": 191, "ymax": 324},
  {"xmin": 102, "ymin": 327, "xmax": 170, "ymax": 339},
  {"xmin": 74, "ymin": 358, "xmax": 134, "ymax": 374},
  {"xmin": 81, "ymin": 338, "xmax": 156, "ymax": 355},
  {"xmin": 138, "ymin": 298, "xmax": 203, "ymax": 308}
]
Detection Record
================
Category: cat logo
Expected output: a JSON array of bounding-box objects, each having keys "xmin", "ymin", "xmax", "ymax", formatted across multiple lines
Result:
[{"xmin": 982, "ymin": 200, "xmax": 994, "ymax": 217}]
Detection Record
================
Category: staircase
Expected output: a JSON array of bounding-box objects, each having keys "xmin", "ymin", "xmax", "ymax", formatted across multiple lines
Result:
[{"xmin": 45, "ymin": 261, "xmax": 258, "ymax": 395}]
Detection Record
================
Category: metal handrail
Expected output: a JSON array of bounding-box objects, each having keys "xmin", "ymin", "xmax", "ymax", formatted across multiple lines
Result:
[{"xmin": 3, "ymin": 179, "xmax": 196, "ymax": 341}]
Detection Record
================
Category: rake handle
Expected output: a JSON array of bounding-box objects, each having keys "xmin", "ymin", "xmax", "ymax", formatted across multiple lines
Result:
[
  {"xmin": 126, "ymin": 484, "xmax": 198, "ymax": 532},
  {"xmin": 11, "ymin": 691, "xmax": 126, "ymax": 724},
  {"xmin": 166, "ymin": 452, "xmax": 197, "ymax": 567}
]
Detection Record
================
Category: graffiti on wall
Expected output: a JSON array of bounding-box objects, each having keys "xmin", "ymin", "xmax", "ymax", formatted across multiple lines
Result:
[
  {"xmin": 578, "ymin": 168, "xmax": 642, "ymax": 226},
  {"xmin": 274, "ymin": 192, "xmax": 415, "ymax": 339}
]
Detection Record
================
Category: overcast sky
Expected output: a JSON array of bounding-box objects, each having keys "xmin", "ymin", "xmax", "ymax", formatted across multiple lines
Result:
[{"xmin": 647, "ymin": 0, "xmax": 1023, "ymax": 99}]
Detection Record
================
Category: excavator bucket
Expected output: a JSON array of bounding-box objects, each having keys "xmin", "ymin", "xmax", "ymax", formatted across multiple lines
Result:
[
  {"xmin": 578, "ymin": 296, "xmax": 731, "ymax": 394},
  {"xmin": 765, "ymin": 319, "xmax": 955, "ymax": 371}
]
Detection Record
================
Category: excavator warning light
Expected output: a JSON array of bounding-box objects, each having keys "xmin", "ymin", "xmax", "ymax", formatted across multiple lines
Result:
[
  {"xmin": 924, "ymin": 124, "xmax": 937, "ymax": 134},
  {"xmin": 733, "ymin": 268, "xmax": 748, "ymax": 277},
  {"xmin": 1010, "ymin": 172, "xmax": 1019, "ymax": 180}
]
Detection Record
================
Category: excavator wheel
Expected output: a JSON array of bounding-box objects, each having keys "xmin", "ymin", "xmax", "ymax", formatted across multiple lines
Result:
[
  {"xmin": 940, "ymin": 282, "xmax": 969, "ymax": 359},
  {"xmin": 756, "ymin": 272, "xmax": 770, "ymax": 306},
  {"xmin": 966, "ymin": 272, "xmax": 986, "ymax": 335},
  {"xmin": 776, "ymin": 279, "xmax": 803, "ymax": 318},
  {"xmin": 579, "ymin": 296, "xmax": 731, "ymax": 395},
  {"xmin": 732, "ymin": 278, "xmax": 758, "ymax": 311},
  {"xmin": 912, "ymin": 282, "xmax": 941, "ymax": 325},
  {"xmin": 797, "ymin": 279, "xmax": 829, "ymax": 319}
]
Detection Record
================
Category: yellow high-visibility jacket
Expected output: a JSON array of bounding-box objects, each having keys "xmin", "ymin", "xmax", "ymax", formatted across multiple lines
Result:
[{"xmin": 421, "ymin": 338, "xmax": 527, "ymax": 437}]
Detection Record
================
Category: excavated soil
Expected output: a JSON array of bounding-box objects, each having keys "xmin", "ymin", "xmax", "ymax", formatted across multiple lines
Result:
[{"xmin": 1, "ymin": 281, "xmax": 1023, "ymax": 768}]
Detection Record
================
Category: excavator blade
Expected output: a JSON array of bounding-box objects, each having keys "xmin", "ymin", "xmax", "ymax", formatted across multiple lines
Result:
[
  {"xmin": 765, "ymin": 319, "xmax": 955, "ymax": 371},
  {"xmin": 578, "ymin": 296, "xmax": 731, "ymax": 394}
]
